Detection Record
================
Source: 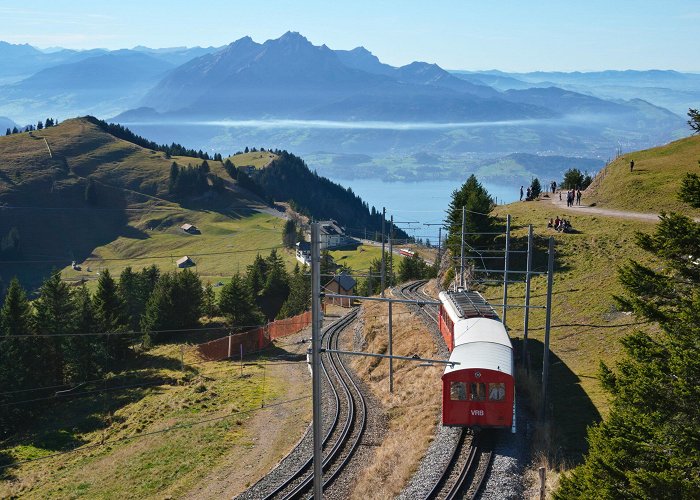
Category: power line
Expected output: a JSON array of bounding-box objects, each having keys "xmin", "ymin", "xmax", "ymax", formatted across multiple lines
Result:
[{"xmin": 0, "ymin": 245, "xmax": 284, "ymax": 265}]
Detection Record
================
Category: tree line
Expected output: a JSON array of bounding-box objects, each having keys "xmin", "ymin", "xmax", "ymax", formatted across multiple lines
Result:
[
  {"xmin": 0, "ymin": 249, "xmax": 311, "ymax": 438},
  {"xmin": 5, "ymin": 118, "xmax": 58, "ymax": 135},
  {"xmin": 84, "ymin": 116, "xmax": 212, "ymax": 160},
  {"xmin": 251, "ymin": 150, "xmax": 408, "ymax": 241}
]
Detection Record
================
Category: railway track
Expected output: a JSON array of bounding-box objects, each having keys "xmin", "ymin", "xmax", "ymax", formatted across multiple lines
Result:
[
  {"xmin": 238, "ymin": 309, "xmax": 365, "ymax": 500},
  {"xmin": 396, "ymin": 281, "xmax": 494, "ymax": 500}
]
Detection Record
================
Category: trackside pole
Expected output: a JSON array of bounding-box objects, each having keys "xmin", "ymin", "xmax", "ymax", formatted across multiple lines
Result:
[
  {"xmin": 541, "ymin": 236, "xmax": 555, "ymax": 423},
  {"xmin": 381, "ymin": 207, "xmax": 386, "ymax": 297},
  {"xmin": 523, "ymin": 224, "xmax": 533, "ymax": 372},
  {"xmin": 460, "ymin": 206, "xmax": 466, "ymax": 288},
  {"xmin": 502, "ymin": 214, "xmax": 511, "ymax": 325},
  {"xmin": 389, "ymin": 215, "xmax": 394, "ymax": 393},
  {"xmin": 311, "ymin": 223, "xmax": 323, "ymax": 499}
]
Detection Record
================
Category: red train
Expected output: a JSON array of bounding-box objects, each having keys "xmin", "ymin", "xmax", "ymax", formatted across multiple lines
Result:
[{"xmin": 438, "ymin": 290, "xmax": 515, "ymax": 432}]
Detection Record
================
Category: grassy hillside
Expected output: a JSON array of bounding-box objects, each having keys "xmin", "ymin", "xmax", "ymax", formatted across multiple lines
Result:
[
  {"xmin": 585, "ymin": 134, "xmax": 700, "ymax": 216},
  {"xmin": 0, "ymin": 118, "xmax": 287, "ymax": 290},
  {"xmin": 0, "ymin": 341, "xmax": 310, "ymax": 499},
  {"xmin": 228, "ymin": 151, "xmax": 277, "ymax": 169}
]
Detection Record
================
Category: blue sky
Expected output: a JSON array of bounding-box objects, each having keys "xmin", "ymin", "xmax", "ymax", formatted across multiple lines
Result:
[{"xmin": 1, "ymin": 0, "xmax": 698, "ymax": 72}]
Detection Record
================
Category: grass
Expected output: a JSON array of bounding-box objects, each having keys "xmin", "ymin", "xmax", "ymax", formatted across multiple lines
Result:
[
  {"xmin": 481, "ymin": 198, "xmax": 660, "ymax": 462},
  {"xmin": 227, "ymin": 151, "xmax": 277, "ymax": 169},
  {"xmin": 0, "ymin": 342, "xmax": 287, "ymax": 499},
  {"xmin": 0, "ymin": 118, "xmax": 283, "ymax": 290},
  {"xmin": 585, "ymin": 134, "xmax": 700, "ymax": 217},
  {"xmin": 60, "ymin": 211, "xmax": 295, "ymax": 286},
  {"xmin": 330, "ymin": 244, "xmax": 386, "ymax": 271},
  {"xmin": 349, "ymin": 300, "xmax": 443, "ymax": 499}
]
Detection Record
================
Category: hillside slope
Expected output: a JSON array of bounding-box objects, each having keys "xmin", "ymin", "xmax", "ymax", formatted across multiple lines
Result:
[
  {"xmin": 0, "ymin": 118, "xmax": 276, "ymax": 290},
  {"xmin": 585, "ymin": 134, "xmax": 700, "ymax": 217}
]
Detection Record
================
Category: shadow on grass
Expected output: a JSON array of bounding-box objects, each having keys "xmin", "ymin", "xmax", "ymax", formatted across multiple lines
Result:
[
  {"xmin": 514, "ymin": 337, "xmax": 601, "ymax": 464},
  {"xmin": 0, "ymin": 450, "xmax": 16, "ymax": 480},
  {"xmin": 0, "ymin": 365, "xmax": 179, "ymax": 477}
]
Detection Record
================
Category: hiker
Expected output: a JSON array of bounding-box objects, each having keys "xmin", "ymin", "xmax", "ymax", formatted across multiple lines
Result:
[
  {"xmin": 547, "ymin": 218, "xmax": 554, "ymax": 228},
  {"xmin": 551, "ymin": 181, "xmax": 557, "ymax": 194},
  {"xmin": 630, "ymin": 160, "xmax": 634, "ymax": 172},
  {"xmin": 554, "ymin": 216, "xmax": 561, "ymax": 230},
  {"xmin": 526, "ymin": 186, "xmax": 531, "ymax": 200},
  {"xmin": 520, "ymin": 185, "xmax": 524, "ymax": 201},
  {"xmin": 576, "ymin": 189, "xmax": 582, "ymax": 205}
]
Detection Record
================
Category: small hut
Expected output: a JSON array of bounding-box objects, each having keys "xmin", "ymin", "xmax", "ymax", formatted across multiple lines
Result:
[{"xmin": 176, "ymin": 256, "xmax": 196, "ymax": 268}]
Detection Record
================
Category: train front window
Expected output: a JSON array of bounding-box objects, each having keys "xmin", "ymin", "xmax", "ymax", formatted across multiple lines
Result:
[
  {"xmin": 470, "ymin": 382, "xmax": 486, "ymax": 401},
  {"xmin": 489, "ymin": 382, "xmax": 506, "ymax": 401},
  {"xmin": 450, "ymin": 382, "xmax": 467, "ymax": 400}
]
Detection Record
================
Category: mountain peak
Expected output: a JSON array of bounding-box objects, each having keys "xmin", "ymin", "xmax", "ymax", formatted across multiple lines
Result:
[{"xmin": 278, "ymin": 31, "xmax": 309, "ymax": 42}]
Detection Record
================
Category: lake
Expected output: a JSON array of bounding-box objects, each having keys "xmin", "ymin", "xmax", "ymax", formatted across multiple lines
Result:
[{"xmin": 333, "ymin": 178, "xmax": 518, "ymax": 242}]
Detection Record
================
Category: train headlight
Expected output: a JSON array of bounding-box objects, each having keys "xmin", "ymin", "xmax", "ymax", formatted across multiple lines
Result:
[{"xmin": 475, "ymin": 371, "xmax": 481, "ymax": 378}]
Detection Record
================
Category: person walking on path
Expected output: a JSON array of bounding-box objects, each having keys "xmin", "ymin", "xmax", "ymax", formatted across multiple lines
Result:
[
  {"xmin": 551, "ymin": 181, "xmax": 557, "ymax": 194},
  {"xmin": 576, "ymin": 189, "xmax": 582, "ymax": 206},
  {"xmin": 520, "ymin": 185, "xmax": 524, "ymax": 201},
  {"xmin": 630, "ymin": 160, "xmax": 634, "ymax": 172},
  {"xmin": 526, "ymin": 186, "xmax": 531, "ymax": 200}
]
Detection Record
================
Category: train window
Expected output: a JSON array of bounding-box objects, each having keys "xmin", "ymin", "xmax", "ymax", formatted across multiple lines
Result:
[
  {"xmin": 470, "ymin": 382, "xmax": 486, "ymax": 401},
  {"xmin": 450, "ymin": 382, "xmax": 467, "ymax": 400},
  {"xmin": 489, "ymin": 383, "xmax": 506, "ymax": 401}
]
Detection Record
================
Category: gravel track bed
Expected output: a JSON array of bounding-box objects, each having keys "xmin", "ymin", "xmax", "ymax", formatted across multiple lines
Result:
[
  {"xmin": 397, "ymin": 281, "xmax": 530, "ymax": 500},
  {"xmin": 323, "ymin": 321, "xmax": 388, "ymax": 499},
  {"xmin": 235, "ymin": 314, "xmax": 354, "ymax": 500}
]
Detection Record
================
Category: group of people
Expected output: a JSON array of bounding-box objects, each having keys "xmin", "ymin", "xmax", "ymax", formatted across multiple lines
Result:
[
  {"xmin": 519, "ymin": 185, "xmax": 532, "ymax": 201},
  {"xmin": 565, "ymin": 188, "xmax": 582, "ymax": 207},
  {"xmin": 548, "ymin": 216, "xmax": 572, "ymax": 233}
]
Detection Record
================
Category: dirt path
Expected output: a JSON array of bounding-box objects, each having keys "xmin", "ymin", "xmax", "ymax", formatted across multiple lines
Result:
[{"xmin": 547, "ymin": 191, "xmax": 664, "ymax": 222}]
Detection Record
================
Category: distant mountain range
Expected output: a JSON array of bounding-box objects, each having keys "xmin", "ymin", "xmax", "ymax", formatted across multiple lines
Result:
[{"xmin": 0, "ymin": 33, "xmax": 692, "ymax": 177}]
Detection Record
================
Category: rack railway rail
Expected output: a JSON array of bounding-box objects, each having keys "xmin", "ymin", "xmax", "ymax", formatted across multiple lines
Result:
[
  {"xmin": 237, "ymin": 309, "xmax": 365, "ymax": 500},
  {"xmin": 397, "ymin": 281, "xmax": 494, "ymax": 500}
]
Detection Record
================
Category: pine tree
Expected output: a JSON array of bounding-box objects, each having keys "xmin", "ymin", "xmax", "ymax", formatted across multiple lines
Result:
[
  {"xmin": 277, "ymin": 264, "xmax": 311, "ymax": 318},
  {"xmin": 530, "ymin": 177, "xmax": 542, "ymax": 199},
  {"xmin": 556, "ymin": 210, "xmax": 700, "ymax": 498},
  {"xmin": 282, "ymin": 219, "xmax": 297, "ymax": 248},
  {"xmin": 246, "ymin": 254, "xmax": 268, "ymax": 298},
  {"xmin": 93, "ymin": 270, "xmax": 128, "ymax": 359},
  {"xmin": 0, "ymin": 278, "xmax": 40, "ymax": 435},
  {"xmin": 445, "ymin": 174, "xmax": 495, "ymax": 251},
  {"xmin": 202, "ymin": 282, "xmax": 218, "ymax": 317},
  {"xmin": 63, "ymin": 284, "xmax": 102, "ymax": 382},
  {"xmin": 33, "ymin": 272, "xmax": 74, "ymax": 385},
  {"xmin": 679, "ymin": 172, "xmax": 700, "ymax": 208},
  {"xmin": 259, "ymin": 249, "xmax": 290, "ymax": 319},
  {"xmin": 218, "ymin": 273, "xmax": 264, "ymax": 329}
]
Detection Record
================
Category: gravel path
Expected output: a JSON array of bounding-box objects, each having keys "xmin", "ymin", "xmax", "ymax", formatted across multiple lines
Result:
[{"xmin": 546, "ymin": 190, "xmax": 698, "ymax": 221}]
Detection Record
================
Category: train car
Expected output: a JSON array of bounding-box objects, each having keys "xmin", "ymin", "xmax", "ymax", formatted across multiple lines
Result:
[
  {"xmin": 398, "ymin": 248, "xmax": 415, "ymax": 258},
  {"xmin": 438, "ymin": 291, "xmax": 515, "ymax": 431}
]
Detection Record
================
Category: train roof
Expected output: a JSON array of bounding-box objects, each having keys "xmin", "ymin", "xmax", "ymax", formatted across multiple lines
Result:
[
  {"xmin": 444, "ymin": 341, "xmax": 514, "ymax": 376},
  {"xmin": 439, "ymin": 290, "xmax": 498, "ymax": 322},
  {"xmin": 454, "ymin": 317, "xmax": 511, "ymax": 349}
]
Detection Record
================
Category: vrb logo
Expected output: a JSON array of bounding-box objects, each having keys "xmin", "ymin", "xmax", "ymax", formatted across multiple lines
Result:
[{"xmin": 470, "ymin": 409, "xmax": 484, "ymax": 416}]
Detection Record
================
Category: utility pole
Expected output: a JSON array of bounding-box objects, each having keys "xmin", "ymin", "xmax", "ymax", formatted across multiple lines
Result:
[
  {"xmin": 389, "ymin": 215, "xmax": 394, "ymax": 287},
  {"xmin": 460, "ymin": 206, "xmax": 466, "ymax": 289},
  {"xmin": 541, "ymin": 236, "xmax": 555, "ymax": 424},
  {"xmin": 380, "ymin": 207, "xmax": 386, "ymax": 297},
  {"xmin": 310, "ymin": 223, "xmax": 323, "ymax": 499},
  {"xmin": 437, "ymin": 226, "xmax": 442, "ymax": 269},
  {"xmin": 502, "ymin": 214, "xmax": 511, "ymax": 326},
  {"xmin": 523, "ymin": 224, "xmax": 533, "ymax": 372}
]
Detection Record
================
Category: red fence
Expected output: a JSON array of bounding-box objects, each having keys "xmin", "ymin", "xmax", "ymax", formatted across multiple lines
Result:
[{"xmin": 196, "ymin": 310, "xmax": 313, "ymax": 361}]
